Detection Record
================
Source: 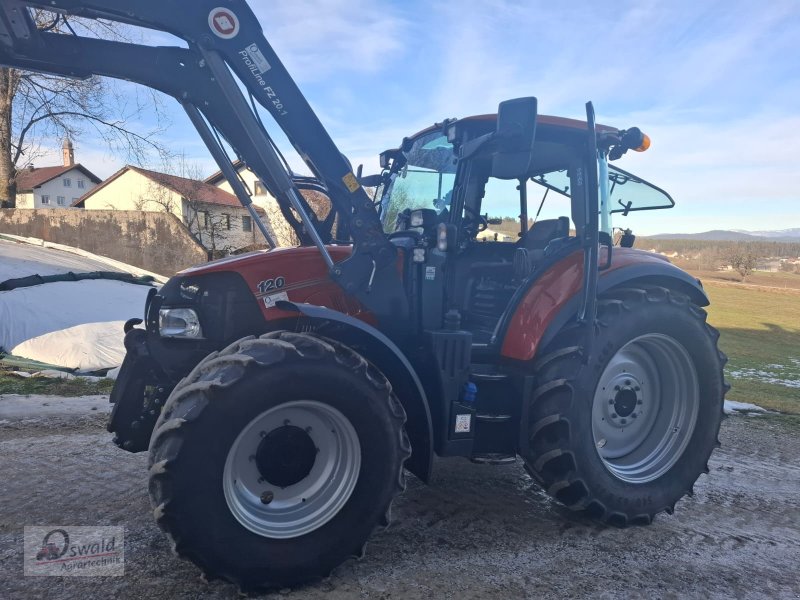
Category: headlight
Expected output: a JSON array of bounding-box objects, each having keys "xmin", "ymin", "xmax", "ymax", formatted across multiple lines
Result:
[{"xmin": 159, "ymin": 308, "xmax": 203, "ymax": 338}]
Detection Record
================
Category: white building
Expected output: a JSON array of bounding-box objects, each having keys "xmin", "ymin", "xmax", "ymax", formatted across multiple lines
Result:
[
  {"xmin": 74, "ymin": 165, "xmax": 268, "ymax": 255},
  {"xmin": 15, "ymin": 139, "xmax": 101, "ymax": 208},
  {"xmin": 205, "ymin": 161, "xmax": 331, "ymax": 247}
]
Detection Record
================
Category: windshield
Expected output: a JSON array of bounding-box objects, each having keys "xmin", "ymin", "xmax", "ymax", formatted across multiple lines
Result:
[
  {"xmin": 380, "ymin": 131, "xmax": 456, "ymax": 231},
  {"xmin": 607, "ymin": 165, "xmax": 674, "ymax": 213},
  {"xmin": 530, "ymin": 166, "xmax": 672, "ymax": 213}
]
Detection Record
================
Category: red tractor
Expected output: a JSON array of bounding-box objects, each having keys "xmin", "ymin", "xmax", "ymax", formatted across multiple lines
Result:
[{"xmin": 1, "ymin": 0, "xmax": 726, "ymax": 591}]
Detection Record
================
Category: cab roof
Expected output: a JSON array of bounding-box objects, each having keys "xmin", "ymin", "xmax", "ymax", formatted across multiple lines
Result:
[{"xmin": 407, "ymin": 113, "xmax": 619, "ymax": 142}]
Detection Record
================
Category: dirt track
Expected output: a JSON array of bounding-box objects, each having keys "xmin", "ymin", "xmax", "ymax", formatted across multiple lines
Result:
[{"xmin": 1, "ymin": 397, "xmax": 799, "ymax": 599}]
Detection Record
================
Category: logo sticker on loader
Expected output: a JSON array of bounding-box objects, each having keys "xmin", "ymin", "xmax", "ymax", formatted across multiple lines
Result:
[{"xmin": 208, "ymin": 7, "xmax": 240, "ymax": 39}]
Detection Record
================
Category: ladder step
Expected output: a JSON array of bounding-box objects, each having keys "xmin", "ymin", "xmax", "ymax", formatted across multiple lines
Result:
[
  {"xmin": 470, "ymin": 371, "xmax": 508, "ymax": 382},
  {"xmin": 471, "ymin": 453, "xmax": 517, "ymax": 465},
  {"xmin": 476, "ymin": 413, "xmax": 512, "ymax": 423}
]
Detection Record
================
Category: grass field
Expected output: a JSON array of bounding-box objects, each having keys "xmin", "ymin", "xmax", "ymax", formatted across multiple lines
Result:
[
  {"xmin": 680, "ymin": 267, "xmax": 800, "ymax": 290},
  {"xmin": 701, "ymin": 276, "xmax": 800, "ymax": 414},
  {"xmin": 0, "ymin": 371, "xmax": 113, "ymax": 396}
]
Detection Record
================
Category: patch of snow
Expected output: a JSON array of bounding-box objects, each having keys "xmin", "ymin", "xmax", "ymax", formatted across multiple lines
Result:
[
  {"xmin": 8, "ymin": 371, "xmax": 33, "ymax": 378},
  {"xmin": 728, "ymin": 368, "xmax": 800, "ymax": 388},
  {"xmin": 0, "ymin": 234, "xmax": 167, "ymax": 282},
  {"xmin": 724, "ymin": 400, "xmax": 767, "ymax": 415},
  {"xmin": 0, "ymin": 394, "xmax": 110, "ymax": 420},
  {"xmin": 32, "ymin": 370, "xmax": 76, "ymax": 380},
  {"xmin": 0, "ymin": 237, "xmax": 129, "ymax": 281}
]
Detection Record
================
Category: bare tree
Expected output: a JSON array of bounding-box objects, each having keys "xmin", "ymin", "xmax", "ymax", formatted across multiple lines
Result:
[
  {"xmin": 149, "ymin": 157, "xmax": 235, "ymax": 258},
  {"xmin": 0, "ymin": 10, "xmax": 169, "ymax": 207},
  {"xmin": 726, "ymin": 246, "xmax": 758, "ymax": 281},
  {"xmin": 179, "ymin": 200, "xmax": 236, "ymax": 259}
]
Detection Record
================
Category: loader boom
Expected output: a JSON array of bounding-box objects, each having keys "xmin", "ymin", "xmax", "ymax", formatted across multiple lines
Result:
[{"xmin": 0, "ymin": 0, "xmax": 406, "ymax": 318}]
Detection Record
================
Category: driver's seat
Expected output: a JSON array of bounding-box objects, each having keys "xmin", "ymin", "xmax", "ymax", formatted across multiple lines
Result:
[
  {"xmin": 517, "ymin": 217, "xmax": 570, "ymax": 251},
  {"xmin": 513, "ymin": 216, "xmax": 570, "ymax": 280}
]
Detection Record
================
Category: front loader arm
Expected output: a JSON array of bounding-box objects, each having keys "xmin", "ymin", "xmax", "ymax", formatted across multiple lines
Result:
[{"xmin": 0, "ymin": 0, "xmax": 406, "ymax": 320}]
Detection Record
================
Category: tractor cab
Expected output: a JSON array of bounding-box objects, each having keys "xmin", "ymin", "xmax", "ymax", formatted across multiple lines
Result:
[{"xmin": 375, "ymin": 110, "xmax": 674, "ymax": 348}]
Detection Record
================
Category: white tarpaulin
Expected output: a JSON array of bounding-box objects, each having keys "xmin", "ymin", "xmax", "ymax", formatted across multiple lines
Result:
[
  {"xmin": 0, "ymin": 279, "xmax": 150, "ymax": 354},
  {"xmin": 10, "ymin": 321, "xmax": 129, "ymax": 372},
  {"xmin": 0, "ymin": 236, "xmax": 159, "ymax": 371}
]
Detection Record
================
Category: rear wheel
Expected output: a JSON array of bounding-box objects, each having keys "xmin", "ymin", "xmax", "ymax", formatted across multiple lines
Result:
[
  {"xmin": 522, "ymin": 286, "xmax": 726, "ymax": 525},
  {"xmin": 148, "ymin": 332, "xmax": 410, "ymax": 591}
]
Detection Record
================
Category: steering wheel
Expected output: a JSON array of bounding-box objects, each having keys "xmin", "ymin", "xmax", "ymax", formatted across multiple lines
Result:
[
  {"xmin": 388, "ymin": 229, "xmax": 423, "ymax": 242},
  {"xmin": 463, "ymin": 206, "xmax": 489, "ymax": 233}
]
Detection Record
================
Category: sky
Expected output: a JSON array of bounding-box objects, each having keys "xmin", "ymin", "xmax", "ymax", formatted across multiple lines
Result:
[{"xmin": 32, "ymin": 0, "xmax": 800, "ymax": 235}]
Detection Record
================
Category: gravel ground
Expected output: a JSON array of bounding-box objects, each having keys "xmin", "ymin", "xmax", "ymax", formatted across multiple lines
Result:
[{"xmin": 1, "ymin": 395, "xmax": 799, "ymax": 599}]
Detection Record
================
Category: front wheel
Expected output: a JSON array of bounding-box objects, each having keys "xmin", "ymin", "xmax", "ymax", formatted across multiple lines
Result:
[
  {"xmin": 522, "ymin": 286, "xmax": 727, "ymax": 525},
  {"xmin": 148, "ymin": 332, "xmax": 410, "ymax": 591}
]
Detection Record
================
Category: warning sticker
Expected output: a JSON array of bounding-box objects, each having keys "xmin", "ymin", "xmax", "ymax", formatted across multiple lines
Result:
[
  {"xmin": 425, "ymin": 266, "xmax": 436, "ymax": 281},
  {"xmin": 342, "ymin": 172, "xmax": 360, "ymax": 193},
  {"xmin": 454, "ymin": 414, "xmax": 471, "ymax": 433},
  {"xmin": 208, "ymin": 7, "xmax": 240, "ymax": 39}
]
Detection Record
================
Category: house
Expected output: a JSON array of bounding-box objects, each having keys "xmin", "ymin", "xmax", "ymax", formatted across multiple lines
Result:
[
  {"xmin": 205, "ymin": 161, "xmax": 331, "ymax": 246},
  {"xmin": 74, "ymin": 165, "xmax": 269, "ymax": 255},
  {"xmin": 205, "ymin": 160, "xmax": 277, "ymax": 206},
  {"xmin": 15, "ymin": 139, "xmax": 101, "ymax": 208}
]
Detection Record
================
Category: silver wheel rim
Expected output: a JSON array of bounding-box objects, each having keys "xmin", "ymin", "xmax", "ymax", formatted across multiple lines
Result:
[
  {"xmin": 592, "ymin": 333, "xmax": 699, "ymax": 484},
  {"xmin": 223, "ymin": 400, "xmax": 361, "ymax": 539}
]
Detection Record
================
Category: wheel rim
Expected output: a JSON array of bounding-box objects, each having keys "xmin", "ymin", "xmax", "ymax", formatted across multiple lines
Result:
[
  {"xmin": 591, "ymin": 333, "xmax": 700, "ymax": 484},
  {"xmin": 223, "ymin": 400, "xmax": 361, "ymax": 539}
]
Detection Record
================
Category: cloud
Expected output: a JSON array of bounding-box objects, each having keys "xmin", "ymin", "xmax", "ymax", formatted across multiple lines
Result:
[{"xmin": 251, "ymin": 1, "xmax": 410, "ymax": 81}]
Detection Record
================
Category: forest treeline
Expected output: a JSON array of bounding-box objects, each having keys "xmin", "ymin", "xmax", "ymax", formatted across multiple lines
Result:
[
  {"xmin": 635, "ymin": 237, "xmax": 800, "ymax": 278},
  {"xmin": 635, "ymin": 238, "xmax": 800, "ymax": 258}
]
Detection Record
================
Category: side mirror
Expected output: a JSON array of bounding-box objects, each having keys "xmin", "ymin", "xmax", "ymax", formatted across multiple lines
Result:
[
  {"xmin": 492, "ymin": 97, "xmax": 538, "ymax": 180},
  {"xmin": 358, "ymin": 174, "xmax": 384, "ymax": 188}
]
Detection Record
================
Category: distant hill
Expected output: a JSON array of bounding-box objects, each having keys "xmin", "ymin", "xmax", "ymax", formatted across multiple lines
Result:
[
  {"xmin": 649, "ymin": 229, "xmax": 800, "ymax": 243},
  {"xmin": 732, "ymin": 228, "xmax": 800, "ymax": 239}
]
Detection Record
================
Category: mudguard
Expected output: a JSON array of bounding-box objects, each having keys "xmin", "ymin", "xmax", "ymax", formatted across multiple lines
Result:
[
  {"xmin": 278, "ymin": 301, "xmax": 434, "ymax": 482},
  {"xmin": 499, "ymin": 248, "xmax": 708, "ymax": 362}
]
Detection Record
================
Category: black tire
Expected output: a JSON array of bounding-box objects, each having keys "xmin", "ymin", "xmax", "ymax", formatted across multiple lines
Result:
[
  {"xmin": 521, "ymin": 286, "xmax": 727, "ymax": 526},
  {"xmin": 147, "ymin": 331, "xmax": 410, "ymax": 592}
]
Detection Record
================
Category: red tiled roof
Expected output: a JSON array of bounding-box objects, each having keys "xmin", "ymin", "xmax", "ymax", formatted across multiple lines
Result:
[
  {"xmin": 15, "ymin": 164, "xmax": 101, "ymax": 192},
  {"xmin": 129, "ymin": 166, "xmax": 243, "ymax": 208},
  {"xmin": 73, "ymin": 165, "xmax": 264, "ymax": 214},
  {"xmin": 204, "ymin": 159, "xmax": 245, "ymax": 185}
]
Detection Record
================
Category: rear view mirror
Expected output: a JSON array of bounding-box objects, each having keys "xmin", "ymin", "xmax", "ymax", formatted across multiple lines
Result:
[
  {"xmin": 358, "ymin": 174, "xmax": 384, "ymax": 188},
  {"xmin": 492, "ymin": 97, "xmax": 538, "ymax": 180}
]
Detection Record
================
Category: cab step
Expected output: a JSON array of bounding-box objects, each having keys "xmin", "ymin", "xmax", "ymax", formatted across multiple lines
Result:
[
  {"xmin": 470, "ymin": 453, "xmax": 517, "ymax": 465},
  {"xmin": 476, "ymin": 413, "xmax": 512, "ymax": 423}
]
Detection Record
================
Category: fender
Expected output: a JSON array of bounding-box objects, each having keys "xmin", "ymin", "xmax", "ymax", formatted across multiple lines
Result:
[
  {"xmin": 499, "ymin": 248, "xmax": 708, "ymax": 362},
  {"xmin": 278, "ymin": 301, "xmax": 434, "ymax": 483}
]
